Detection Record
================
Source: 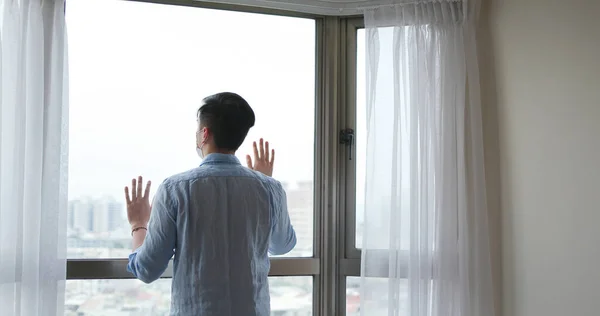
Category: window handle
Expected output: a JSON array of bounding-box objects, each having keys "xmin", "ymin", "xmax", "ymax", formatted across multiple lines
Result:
[{"xmin": 340, "ymin": 128, "xmax": 355, "ymax": 160}]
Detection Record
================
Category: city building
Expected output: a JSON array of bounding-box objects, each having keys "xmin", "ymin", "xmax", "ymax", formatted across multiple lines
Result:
[{"xmin": 68, "ymin": 197, "xmax": 124, "ymax": 233}]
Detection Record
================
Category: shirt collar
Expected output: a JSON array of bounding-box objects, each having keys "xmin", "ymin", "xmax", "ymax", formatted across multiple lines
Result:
[{"xmin": 199, "ymin": 153, "xmax": 241, "ymax": 167}]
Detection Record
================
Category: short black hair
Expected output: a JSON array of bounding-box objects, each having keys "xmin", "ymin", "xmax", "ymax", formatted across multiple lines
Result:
[{"xmin": 197, "ymin": 92, "xmax": 255, "ymax": 151}]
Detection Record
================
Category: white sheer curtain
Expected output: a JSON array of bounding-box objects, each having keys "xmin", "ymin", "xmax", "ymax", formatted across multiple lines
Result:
[
  {"xmin": 360, "ymin": 1, "xmax": 494, "ymax": 316},
  {"xmin": 0, "ymin": 0, "xmax": 68, "ymax": 315}
]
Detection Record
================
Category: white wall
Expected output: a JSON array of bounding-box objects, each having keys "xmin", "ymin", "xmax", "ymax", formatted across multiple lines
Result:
[{"xmin": 482, "ymin": 0, "xmax": 600, "ymax": 315}]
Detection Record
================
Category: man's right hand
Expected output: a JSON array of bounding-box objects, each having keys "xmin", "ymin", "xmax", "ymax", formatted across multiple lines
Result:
[{"xmin": 246, "ymin": 138, "xmax": 275, "ymax": 177}]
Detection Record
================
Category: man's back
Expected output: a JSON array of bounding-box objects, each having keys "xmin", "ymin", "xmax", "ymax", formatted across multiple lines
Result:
[{"xmin": 127, "ymin": 154, "xmax": 296, "ymax": 316}]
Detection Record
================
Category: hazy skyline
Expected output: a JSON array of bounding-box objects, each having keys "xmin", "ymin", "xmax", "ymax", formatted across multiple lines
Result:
[{"xmin": 66, "ymin": 0, "xmax": 316, "ymax": 200}]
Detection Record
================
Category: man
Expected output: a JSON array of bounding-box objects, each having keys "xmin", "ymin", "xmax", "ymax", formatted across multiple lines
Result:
[{"xmin": 124, "ymin": 92, "xmax": 296, "ymax": 315}]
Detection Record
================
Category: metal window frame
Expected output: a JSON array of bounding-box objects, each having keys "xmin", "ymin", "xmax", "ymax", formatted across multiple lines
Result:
[
  {"xmin": 316, "ymin": 15, "xmax": 346, "ymax": 316},
  {"xmin": 66, "ymin": 258, "xmax": 321, "ymax": 279}
]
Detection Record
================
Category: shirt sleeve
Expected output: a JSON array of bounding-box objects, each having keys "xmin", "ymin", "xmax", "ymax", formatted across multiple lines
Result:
[
  {"xmin": 127, "ymin": 181, "xmax": 177, "ymax": 283},
  {"xmin": 268, "ymin": 181, "xmax": 297, "ymax": 255}
]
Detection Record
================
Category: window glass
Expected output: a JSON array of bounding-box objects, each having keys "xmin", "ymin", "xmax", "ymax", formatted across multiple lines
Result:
[
  {"xmin": 347, "ymin": 276, "xmax": 405, "ymax": 315},
  {"xmin": 65, "ymin": 277, "xmax": 313, "ymax": 315},
  {"xmin": 346, "ymin": 277, "xmax": 361, "ymax": 316},
  {"xmin": 66, "ymin": 0, "xmax": 315, "ymax": 258}
]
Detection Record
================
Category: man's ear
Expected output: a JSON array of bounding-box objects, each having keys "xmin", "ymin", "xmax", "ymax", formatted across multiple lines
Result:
[
  {"xmin": 202, "ymin": 127, "xmax": 211, "ymax": 142},
  {"xmin": 195, "ymin": 128, "xmax": 203, "ymax": 147}
]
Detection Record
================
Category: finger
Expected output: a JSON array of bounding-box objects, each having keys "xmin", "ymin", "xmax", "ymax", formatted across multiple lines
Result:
[
  {"xmin": 270, "ymin": 149, "xmax": 275, "ymax": 166},
  {"xmin": 259, "ymin": 138, "xmax": 265, "ymax": 160},
  {"xmin": 246, "ymin": 155, "xmax": 253, "ymax": 169},
  {"xmin": 137, "ymin": 176, "xmax": 143, "ymax": 199},
  {"xmin": 131, "ymin": 178, "xmax": 137, "ymax": 200},
  {"xmin": 124, "ymin": 186, "xmax": 132, "ymax": 204},
  {"xmin": 253, "ymin": 141, "xmax": 259, "ymax": 161},
  {"xmin": 144, "ymin": 181, "xmax": 151, "ymax": 199},
  {"xmin": 264, "ymin": 141, "xmax": 270, "ymax": 162}
]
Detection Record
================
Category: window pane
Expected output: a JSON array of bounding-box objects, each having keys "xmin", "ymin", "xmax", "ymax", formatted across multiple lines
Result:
[
  {"xmin": 346, "ymin": 277, "xmax": 361, "ymax": 316},
  {"xmin": 347, "ymin": 277, "xmax": 405, "ymax": 315},
  {"xmin": 66, "ymin": 0, "xmax": 315, "ymax": 258},
  {"xmin": 65, "ymin": 277, "xmax": 312, "ymax": 315}
]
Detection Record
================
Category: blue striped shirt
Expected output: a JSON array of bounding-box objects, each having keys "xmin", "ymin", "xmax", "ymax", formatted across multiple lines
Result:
[{"xmin": 127, "ymin": 153, "xmax": 296, "ymax": 315}]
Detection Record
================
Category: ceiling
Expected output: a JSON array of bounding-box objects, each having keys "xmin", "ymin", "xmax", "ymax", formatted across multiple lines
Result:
[{"xmin": 197, "ymin": 0, "xmax": 406, "ymax": 16}]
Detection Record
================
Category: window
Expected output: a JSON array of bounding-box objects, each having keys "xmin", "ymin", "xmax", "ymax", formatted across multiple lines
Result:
[
  {"xmin": 66, "ymin": 1, "xmax": 375, "ymax": 315},
  {"xmin": 343, "ymin": 21, "xmax": 414, "ymax": 315},
  {"xmin": 66, "ymin": 0, "xmax": 318, "ymax": 314}
]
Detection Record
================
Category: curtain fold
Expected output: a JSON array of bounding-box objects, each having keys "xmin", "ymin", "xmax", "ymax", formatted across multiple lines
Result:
[
  {"xmin": 360, "ymin": 1, "xmax": 494, "ymax": 315},
  {"xmin": 0, "ymin": 0, "xmax": 69, "ymax": 315}
]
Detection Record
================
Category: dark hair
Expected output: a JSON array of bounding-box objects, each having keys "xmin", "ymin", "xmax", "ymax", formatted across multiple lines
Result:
[{"xmin": 197, "ymin": 92, "xmax": 255, "ymax": 151}]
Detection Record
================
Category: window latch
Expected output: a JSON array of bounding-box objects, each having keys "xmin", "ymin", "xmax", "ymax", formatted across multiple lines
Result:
[{"xmin": 340, "ymin": 128, "xmax": 355, "ymax": 160}]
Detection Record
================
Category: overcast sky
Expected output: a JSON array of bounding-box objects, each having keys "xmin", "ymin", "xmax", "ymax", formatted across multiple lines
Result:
[{"xmin": 66, "ymin": 0, "xmax": 318, "ymax": 200}]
